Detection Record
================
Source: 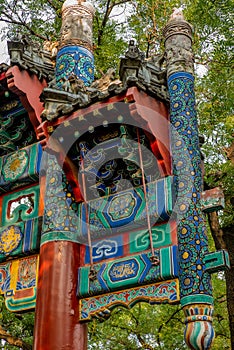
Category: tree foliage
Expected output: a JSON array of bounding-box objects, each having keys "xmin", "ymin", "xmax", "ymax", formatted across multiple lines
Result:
[
  {"xmin": 88, "ymin": 273, "xmax": 231, "ymax": 349},
  {"xmin": 0, "ymin": 0, "xmax": 233, "ymax": 348},
  {"xmin": 0, "ymin": 295, "xmax": 33, "ymax": 349}
]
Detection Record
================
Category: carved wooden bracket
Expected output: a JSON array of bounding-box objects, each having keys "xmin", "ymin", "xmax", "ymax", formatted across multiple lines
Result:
[{"xmin": 6, "ymin": 66, "xmax": 47, "ymax": 132}]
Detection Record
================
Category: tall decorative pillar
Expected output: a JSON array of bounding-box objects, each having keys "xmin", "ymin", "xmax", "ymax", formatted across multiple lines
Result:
[
  {"xmin": 33, "ymin": 154, "xmax": 87, "ymax": 350},
  {"xmin": 163, "ymin": 10, "xmax": 215, "ymax": 350},
  {"xmin": 55, "ymin": 0, "xmax": 95, "ymax": 87}
]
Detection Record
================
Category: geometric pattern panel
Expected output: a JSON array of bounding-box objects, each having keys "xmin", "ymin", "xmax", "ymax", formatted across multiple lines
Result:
[
  {"xmin": 0, "ymin": 255, "xmax": 38, "ymax": 312},
  {"xmin": 77, "ymin": 176, "xmax": 175, "ymax": 242},
  {"xmin": 1, "ymin": 184, "xmax": 40, "ymax": 226},
  {"xmin": 79, "ymin": 279, "xmax": 180, "ymax": 321},
  {"xmin": 77, "ymin": 246, "xmax": 178, "ymax": 298},
  {"xmin": 0, "ymin": 217, "xmax": 41, "ymax": 261},
  {"xmin": 83, "ymin": 221, "xmax": 177, "ymax": 264},
  {"xmin": 0, "ymin": 142, "xmax": 42, "ymax": 194}
]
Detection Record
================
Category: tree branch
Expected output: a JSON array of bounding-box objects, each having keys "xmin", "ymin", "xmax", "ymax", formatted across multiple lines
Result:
[
  {"xmin": 0, "ymin": 326, "xmax": 32, "ymax": 350},
  {"xmin": 45, "ymin": 0, "xmax": 61, "ymax": 12},
  {"xmin": 156, "ymin": 307, "xmax": 183, "ymax": 346},
  {"xmin": 208, "ymin": 212, "xmax": 227, "ymax": 250}
]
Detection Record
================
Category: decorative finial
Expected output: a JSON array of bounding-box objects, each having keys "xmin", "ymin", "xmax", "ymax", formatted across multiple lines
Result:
[
  {"xmin": 162, "ymin": 9, "xmax": 194, "ymax": 77},
  {"xmin": 54, "ymin": 0, "xmax": 95, "ymax": 88}
]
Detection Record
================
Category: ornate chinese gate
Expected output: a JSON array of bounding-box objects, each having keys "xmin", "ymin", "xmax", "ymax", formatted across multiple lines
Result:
[{"xmin": 0, "ymin": 4, "xmax": 230, "ymax": 350}]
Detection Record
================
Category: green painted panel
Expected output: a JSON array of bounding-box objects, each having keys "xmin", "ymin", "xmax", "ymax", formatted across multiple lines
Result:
[
  {"xmin": 160, "ymin": 246, "xmax": 172, "ymax": 279},
  {"xmin": 129, "ymin": 223, "xmax": 172, "ymax": 254}
]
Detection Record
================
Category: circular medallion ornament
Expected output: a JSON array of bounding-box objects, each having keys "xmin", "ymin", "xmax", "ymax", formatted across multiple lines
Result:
[
  {"xmin": 0, "ymin": 226, "xmax": 22, "ymax": 254},
  {"xmin": 108, "ymin": 193, "xmax": 136, "ymax": 221},
  {"xmin": 3, "ymin": 150, "xmax": 28, "ymax": 182}
]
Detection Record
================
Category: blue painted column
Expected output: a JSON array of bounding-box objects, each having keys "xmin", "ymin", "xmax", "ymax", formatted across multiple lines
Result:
[
  {"xmin": 55, "ymin": 0, "xmax": 95, "ymax": 88},
  {"xmin": 163, "ymin": 10, "xmax": 215, "ymax": 350}
]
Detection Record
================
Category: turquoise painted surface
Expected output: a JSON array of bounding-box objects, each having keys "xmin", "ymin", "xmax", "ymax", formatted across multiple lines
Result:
[{"xmin": 204, "ymin": 250, "xmax": 230, "ymax": 273}]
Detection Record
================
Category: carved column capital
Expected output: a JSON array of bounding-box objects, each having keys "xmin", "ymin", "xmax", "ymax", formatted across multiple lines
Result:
[{"xmin": 163, "ymin": 14, "xmax": 194, "ymax": 77}]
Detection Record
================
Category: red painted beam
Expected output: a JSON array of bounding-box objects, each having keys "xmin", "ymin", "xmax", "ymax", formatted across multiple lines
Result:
[{"xmin": 6, "ymin": 66, "xmax": 47, "ymax": 131}]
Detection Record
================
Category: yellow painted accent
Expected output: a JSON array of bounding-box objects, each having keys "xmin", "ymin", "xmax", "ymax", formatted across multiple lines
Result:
[
  {"xmin": 9, "ymin": 159, "xmax": 21, "ymax": 171},
  {"xmin": 180, "ymin": 204, "xmax": 186, "ymax": 211},
  {"xmin": 64, "ymin": 121, "xmax": 71, "ymax": 127},
  {"xmin": 35, "ymin": 255, "xmax": 39, "ymax": 285},
  {"xmin": 183, "ymin": 252, "xmax": 189, "ymax": 259},
  {"xmin": 10, "ymin": 260, "xmax": 19, "ymax": 291},
  {"xmin": 47, "ymin": 126, "xmax": 54, "ymax": 133}
]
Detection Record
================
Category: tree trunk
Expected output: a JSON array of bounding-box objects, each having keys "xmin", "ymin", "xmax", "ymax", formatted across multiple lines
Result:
[
  {"xmin": 223, "ymin": 225, "xmax": 234, "ymax": 350},
  {"xmin": 208, "ymin": 211, "xmax": 234, "ymax": 349}
]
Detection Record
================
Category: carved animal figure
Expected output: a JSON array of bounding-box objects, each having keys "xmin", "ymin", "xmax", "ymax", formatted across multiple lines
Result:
[
  {"xmin": 91, "ymin": 68, "xmax": 116, "ymax": 91},
  {"xmin": 170, "ymin": 8, "xmax": 184, "ymax": 21},
  {"xmin": 68, "ymin": 75, "xmax": 86, "ymax": 94}
]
